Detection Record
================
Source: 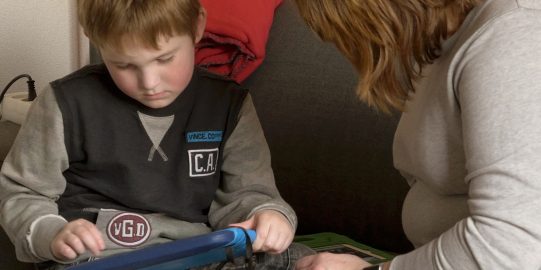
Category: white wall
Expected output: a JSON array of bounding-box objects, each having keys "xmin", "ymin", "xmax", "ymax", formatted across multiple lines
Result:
[{"xmin": 0, "ymin": 1, "xmax": 88, "ymax": 95}]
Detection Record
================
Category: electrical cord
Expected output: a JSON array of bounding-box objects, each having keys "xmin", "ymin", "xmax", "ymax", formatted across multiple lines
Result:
[{"xmin": 0, "ymin": 74, "xmax": 36, "ymax": 105}]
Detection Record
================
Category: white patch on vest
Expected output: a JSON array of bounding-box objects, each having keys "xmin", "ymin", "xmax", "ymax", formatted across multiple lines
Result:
[
  {"xmin": 137, "ymin": 112, "xmax": 174, "ymax": 162},
  {"xmin": 106, "ymin": 212, "xmax": 151, "ymax": 247},
  {"xmin": 188, "ymin": 148, "xmax": 219, "ymax": 177}
]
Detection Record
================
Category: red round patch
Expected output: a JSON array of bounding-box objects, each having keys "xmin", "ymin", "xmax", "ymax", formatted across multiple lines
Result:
[{"xmin": 106, "ymin": 212, "xmax": 151, "ymax": 247}]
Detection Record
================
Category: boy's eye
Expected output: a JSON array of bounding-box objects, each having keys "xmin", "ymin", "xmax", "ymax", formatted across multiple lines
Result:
[
  {"xmin": 157, "ymin": 56, "xmax": 174, "ymax": 63},
  {"xmin": 116, "ymin": 64, "xmax": 133, "ymax": 70}
]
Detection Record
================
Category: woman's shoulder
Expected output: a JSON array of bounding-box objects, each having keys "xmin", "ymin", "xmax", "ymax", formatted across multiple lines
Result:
[{"xmin": 467, "ymin": 0, "xmax": 541, "ymax": 35}]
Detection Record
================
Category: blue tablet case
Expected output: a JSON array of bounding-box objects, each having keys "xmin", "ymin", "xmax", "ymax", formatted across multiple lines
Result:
[{"xmin": 66, "ymin": 228, "xmax": 256, "ymax": 270}]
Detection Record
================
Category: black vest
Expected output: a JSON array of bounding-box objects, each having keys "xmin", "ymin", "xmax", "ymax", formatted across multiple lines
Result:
[{"xmin": 52, "ymin": 64, "xmax": 247, "ymax": 222}]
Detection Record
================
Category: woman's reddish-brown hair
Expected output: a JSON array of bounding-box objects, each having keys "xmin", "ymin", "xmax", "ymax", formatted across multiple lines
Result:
[{"xmin": 294, "ymin": 0, "xmax": 480, "ymax": 113}]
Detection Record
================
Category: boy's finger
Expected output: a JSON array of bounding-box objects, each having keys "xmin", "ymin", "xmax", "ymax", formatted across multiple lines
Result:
[
  {"xmin": 78, "ymin": 228, "xmax": 103, "ymax": 256},
  {"xmin": 65, "ymin": 233, "xmax": 87, "ymax": 255},
  {"xmin": 261, "ymin": 231, "xmax": 278, "ymax": 252},
  {"xmin": 88, "ymin": 224, "xmax": 105, "ymax": 251},
  {"xmin": 229, "ymin": 217, "xmax": 255, "ymax": 230},
  {"xmin": 56, "ymin": 242, "xmax": 78, "ymax": 260},
  {"xmin": 253, "ymin": 224, "xmax": 271, "ymax": 251},
  {"xmin": 267, "ymin": 232, "xmax": 290, "ymax": 254},
  {"xmin": 251, "ymin": 233, "xmax": 262, "ymax": 251}
]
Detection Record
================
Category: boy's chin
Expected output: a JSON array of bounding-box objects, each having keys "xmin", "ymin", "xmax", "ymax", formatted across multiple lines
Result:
[{"xmin": 139, "ymin": 99, "xmax": 173, "ymax": 109}]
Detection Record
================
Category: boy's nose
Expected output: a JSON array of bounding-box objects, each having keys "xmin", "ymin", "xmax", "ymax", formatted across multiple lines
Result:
[{"xmin": 140, "ymin": 70, "xmax": 160, "ymax": 91}]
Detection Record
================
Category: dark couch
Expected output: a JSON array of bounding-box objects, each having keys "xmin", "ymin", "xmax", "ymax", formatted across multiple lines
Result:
[
  {"xmin": 0, "ymin": 0, "xmax": 412, "ymax": 268},
  {"xmin": 243, "ymin": 0, "xmax": 412, "ymax": 254}
]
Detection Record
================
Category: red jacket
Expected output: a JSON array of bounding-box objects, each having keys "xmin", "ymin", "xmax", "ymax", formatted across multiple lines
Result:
[{"xmin": 196, "ymin": 0, "xmax": 283, "ymax": 83}]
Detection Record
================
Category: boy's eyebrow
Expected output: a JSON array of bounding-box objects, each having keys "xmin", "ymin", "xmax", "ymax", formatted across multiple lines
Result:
[
  {"xmin": 155, "ymin": 47, "xmax": 179, "ymax": 59},
  {"xmin": 109, "ymin": 47, "xmax": 180, "ymax": 64}
]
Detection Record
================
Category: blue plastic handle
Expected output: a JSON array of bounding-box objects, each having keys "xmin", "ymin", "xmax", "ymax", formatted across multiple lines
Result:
[{"xmin": 66, "ymin": 228, "xmax": 256, "ymax": 270}]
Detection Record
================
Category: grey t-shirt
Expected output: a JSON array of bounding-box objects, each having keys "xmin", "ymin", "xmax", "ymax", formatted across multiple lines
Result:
[{"xmin": 393, "ymin": 0, "xmax": 541, "ymax": 269}]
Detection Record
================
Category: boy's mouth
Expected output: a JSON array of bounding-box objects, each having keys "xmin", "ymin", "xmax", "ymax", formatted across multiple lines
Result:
[{"xmin": 144, "ymin": 91, "xmax": 168, "ymax": 100}]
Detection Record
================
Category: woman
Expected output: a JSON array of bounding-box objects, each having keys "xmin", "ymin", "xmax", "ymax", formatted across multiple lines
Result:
[{"xmin": 293, "ymin": 0, "xmax": 541, "ymax": 269}]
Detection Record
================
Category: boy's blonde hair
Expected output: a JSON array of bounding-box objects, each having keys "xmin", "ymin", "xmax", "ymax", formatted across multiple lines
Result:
[
  {"xmin": 78, "ymin": 0, "xmax": 202, "ymax": 51},
  {"xmin": 294, "ymin": 0, "xmax": 480, "ymax": 113}
]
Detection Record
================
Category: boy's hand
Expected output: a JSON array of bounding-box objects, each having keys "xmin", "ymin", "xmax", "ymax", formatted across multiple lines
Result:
[
  {"xmin": 229, "ymin": 209, "xmax": 294, "ymax": 254},
  {"xmin": 50, "ymin": 219, "xmax": 105, "ymax": 261}
]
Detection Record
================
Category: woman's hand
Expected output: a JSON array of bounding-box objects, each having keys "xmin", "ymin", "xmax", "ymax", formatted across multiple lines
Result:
[{"xmin": 295, "ymin": 252, "xmax": 371, "ymax": 270}]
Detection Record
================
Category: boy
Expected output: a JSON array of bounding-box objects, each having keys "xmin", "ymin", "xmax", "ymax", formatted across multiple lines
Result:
[{"xmin": 0, "ymin": 0, "xmax": 312, "ymax": 268}]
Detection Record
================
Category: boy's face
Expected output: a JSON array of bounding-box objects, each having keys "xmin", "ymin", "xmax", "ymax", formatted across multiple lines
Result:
[{"xmin": 100, "ymin": 34, "xmax": 198, "ymax": 109}]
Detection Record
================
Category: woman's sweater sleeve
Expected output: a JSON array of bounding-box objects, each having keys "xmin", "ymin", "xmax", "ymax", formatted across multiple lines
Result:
[{"xmin": 392, "ymin": 8, "xmax": 541, "ymax": 270}]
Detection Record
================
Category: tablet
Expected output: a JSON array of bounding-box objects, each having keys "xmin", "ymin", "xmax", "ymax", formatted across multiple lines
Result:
[{"xmin": 66, "ymin": 227, "xmax": 256, "ymax": 270}]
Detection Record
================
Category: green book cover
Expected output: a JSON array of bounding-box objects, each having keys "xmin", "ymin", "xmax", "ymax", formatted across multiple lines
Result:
[{"xmin": 294, "ymin": 232, "xmax": 395, "ymax": 264}]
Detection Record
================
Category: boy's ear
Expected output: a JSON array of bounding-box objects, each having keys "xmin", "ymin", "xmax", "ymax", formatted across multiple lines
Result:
[{"xmin": 194, "ymin": 8, "xmax": 207, "ymax": 44}]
